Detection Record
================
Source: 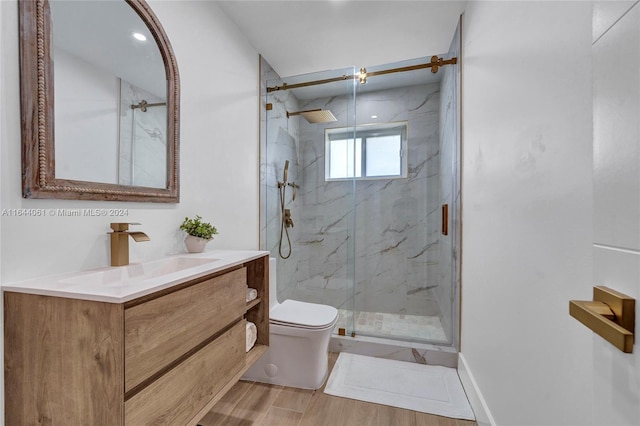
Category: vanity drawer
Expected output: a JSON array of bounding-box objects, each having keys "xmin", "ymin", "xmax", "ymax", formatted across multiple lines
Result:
[
  {"xmin": 125, "ymin": 320, "xmax": 245, "ymax": 425},
  {"xmin": 124, "ymin": 267, "xmax": 246, "ymax": 392}
]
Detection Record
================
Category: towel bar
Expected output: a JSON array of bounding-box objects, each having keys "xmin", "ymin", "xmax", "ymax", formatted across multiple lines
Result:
[{"xmin": 569, "ymin": 286, "xmax": 635, "ymax": 353}]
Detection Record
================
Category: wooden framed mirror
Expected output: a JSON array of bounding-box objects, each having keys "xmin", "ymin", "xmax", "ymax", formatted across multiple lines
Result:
[{"xmin": 19, "ymin": 0, "xmax": 180, "ymax": 203}]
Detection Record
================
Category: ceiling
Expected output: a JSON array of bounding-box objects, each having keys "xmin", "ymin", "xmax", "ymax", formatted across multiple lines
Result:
[{"xmin": 215, "ymin": 1, "xmax": 468, "ymax": 78}]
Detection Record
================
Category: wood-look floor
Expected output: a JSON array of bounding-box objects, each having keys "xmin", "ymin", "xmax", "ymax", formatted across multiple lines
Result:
[{"xmin": 199, "ymin": 353, "xmax": 478, "ymax": 426}]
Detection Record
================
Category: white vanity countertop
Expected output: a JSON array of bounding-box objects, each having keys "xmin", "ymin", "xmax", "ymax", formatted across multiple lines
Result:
[{"xmin": 2, "ymin": 249, "xmax": 270, "ymax": 303}]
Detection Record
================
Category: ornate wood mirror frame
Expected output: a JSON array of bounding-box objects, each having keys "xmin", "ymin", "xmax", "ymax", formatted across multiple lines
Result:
[{"xmin": 19, "ymin": 0, "xmax": 180, "ymax": 203}]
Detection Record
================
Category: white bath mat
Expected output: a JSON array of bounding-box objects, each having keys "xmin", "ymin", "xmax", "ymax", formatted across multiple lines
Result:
[{"xmin": 325, "ymin": 352, "xmax": 475, "ymax": 420}]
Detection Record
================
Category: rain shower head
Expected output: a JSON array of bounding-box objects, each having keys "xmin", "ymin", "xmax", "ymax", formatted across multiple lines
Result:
[{"xmin": 286, "ymin": 109, "xmax": 337, "ymax": 124}]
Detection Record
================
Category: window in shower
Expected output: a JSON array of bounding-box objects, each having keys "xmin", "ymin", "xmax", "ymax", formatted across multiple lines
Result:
[{"xmin": 325, "ymin": 122, "xmax": 407, "ymax": 180}]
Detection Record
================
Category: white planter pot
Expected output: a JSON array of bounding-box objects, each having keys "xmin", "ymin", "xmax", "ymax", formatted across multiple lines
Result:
[{"xmin": 184, "ymin": 235, "xmax": 211, "ymax": 253}]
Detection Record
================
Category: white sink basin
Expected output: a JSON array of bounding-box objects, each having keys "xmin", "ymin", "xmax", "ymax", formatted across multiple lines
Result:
[
  {"xmin": 59, "ymin": 257, "xmax": 219, "ymax": 288},
  {"xmin": 3, "ymin": 249, "xmax": 269, "ymax": 303}
]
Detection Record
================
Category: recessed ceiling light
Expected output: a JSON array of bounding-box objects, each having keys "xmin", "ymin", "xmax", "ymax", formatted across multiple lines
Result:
[
  {"xmin": 132, "ymin": 32, "xmax": 147, "ymax": 41},
  {"xmin": 371, "ymin": 115, "xmax": 378, "ymax": 119}
]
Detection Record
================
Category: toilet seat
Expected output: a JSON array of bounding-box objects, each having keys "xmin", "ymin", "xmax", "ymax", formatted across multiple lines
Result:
[{"xmin": 270, "ymin": 299, "xmax": 338, "ymax": 329}]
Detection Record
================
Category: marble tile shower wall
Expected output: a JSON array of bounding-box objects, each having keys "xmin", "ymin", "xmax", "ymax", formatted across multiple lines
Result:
[
  {"xmin": 259, "ymin": 58, "xmax": 301, "ymax": 302},
  {"xmin": 118, "ymin": 80, "xmax": 166, "ymax": 188},
  {"xmin": 290, "ymin": 83, "xmax": 443, "ymax": 316}
]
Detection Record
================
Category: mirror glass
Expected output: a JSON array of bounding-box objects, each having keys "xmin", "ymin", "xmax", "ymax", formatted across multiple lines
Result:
[
  {"xmin": 51, "ymin": 1, "xmax": 167, "ymax": 188},
  {"xmin": 19, "ymin": 0, "xmax": 179, "ymax": 202}
]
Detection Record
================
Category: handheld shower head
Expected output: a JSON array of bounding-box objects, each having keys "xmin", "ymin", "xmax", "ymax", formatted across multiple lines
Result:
[{"xmin": 283, "ymin": 160, "xmax": 289, "ymax": 184}]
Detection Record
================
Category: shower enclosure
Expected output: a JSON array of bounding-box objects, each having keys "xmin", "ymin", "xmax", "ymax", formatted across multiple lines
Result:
[{"xmin": 260, "ymin": 26, "xmax": 461, "ymax": 351}]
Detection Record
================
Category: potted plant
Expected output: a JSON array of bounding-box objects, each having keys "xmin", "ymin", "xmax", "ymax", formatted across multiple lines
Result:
[{"xmin": 180, "ymin": 215, "xmax": 218, "ymax": 253}]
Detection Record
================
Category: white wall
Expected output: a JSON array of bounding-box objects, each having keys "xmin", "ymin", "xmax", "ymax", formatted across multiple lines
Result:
[
  {"xmin": 592, "ymin": 1, "xmax": 640, "ymax": 424},
  {"xmin": 460, "ymin": 2, "xmax": 594, "ymax": 424},
  {"xmin": 54, "ymin": 47, "xmax": 120, "ymax": 184},
  {"xmin": 0, "ymin": 1, "xmax": 259, "ymax": 420}
]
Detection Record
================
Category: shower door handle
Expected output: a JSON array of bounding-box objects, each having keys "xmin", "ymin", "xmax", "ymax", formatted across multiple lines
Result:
[{"xmin": 442, "ymin": 204, "xmax": 448, "ymax": 236}]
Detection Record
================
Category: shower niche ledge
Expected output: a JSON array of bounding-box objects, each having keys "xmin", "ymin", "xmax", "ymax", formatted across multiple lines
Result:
[{"xmin": 4, "ymin": 250, "xmax": 270, "ymax": 425}]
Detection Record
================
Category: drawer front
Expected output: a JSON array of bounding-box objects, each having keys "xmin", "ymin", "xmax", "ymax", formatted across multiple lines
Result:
[
  {"xmin": 125, "ymin": 267, "xmax": 246, "ymax": 392},
  {"xmin": 125, "ymin": 320, "xmax": 245, "ymax": 426},
  {"xmin": 5, "ymin": 293, "xmax": 125, "ymax": 426}
]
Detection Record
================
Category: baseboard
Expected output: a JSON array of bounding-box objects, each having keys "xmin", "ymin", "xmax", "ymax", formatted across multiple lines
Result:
[{"xmin": 457, "ymin": 353, "xmax": 496, "ymax": 426}]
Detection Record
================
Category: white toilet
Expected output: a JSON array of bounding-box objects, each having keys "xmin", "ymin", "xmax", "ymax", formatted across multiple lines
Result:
[{"xmin": 242, "ymin": 258, "xmax": 338, "ymax": 389}]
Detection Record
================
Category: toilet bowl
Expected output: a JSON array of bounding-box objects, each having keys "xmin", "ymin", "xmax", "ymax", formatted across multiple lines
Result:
[{"xmin": 242, "ymin": 258, "xmax": 338, "ymax": 389}]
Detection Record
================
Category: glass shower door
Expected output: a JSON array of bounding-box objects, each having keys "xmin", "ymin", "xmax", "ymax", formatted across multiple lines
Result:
[
  {"xmin": 352, "ymin": 50, "xmax": 460, "ymax": 346},
  {"xmin": 261, "ymin": 62, "xmax": 358, "ymax": 336}
]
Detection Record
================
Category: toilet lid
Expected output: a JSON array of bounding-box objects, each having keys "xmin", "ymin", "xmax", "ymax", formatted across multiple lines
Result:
[{"xmin": 270, "ymin": 299, "xmax": 338, "ymax": 328}]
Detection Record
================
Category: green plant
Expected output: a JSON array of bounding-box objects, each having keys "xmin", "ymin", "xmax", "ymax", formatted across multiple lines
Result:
[{"xmin": 180, "ymin": 215, "xmax": 218, "ymax": 239}]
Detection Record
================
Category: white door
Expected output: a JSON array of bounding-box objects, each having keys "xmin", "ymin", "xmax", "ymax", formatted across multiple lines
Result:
[{"xmin": 592, "ymin": 2, "xmax": 640, "ymax": 423}]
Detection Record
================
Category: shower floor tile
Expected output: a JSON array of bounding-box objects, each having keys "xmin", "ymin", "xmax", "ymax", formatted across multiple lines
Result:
[{"xmin": 335, "ymin": 309, "xmax": 447, "ymax": 343}]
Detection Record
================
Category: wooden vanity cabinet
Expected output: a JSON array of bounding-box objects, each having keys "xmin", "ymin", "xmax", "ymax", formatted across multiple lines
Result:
[{"xmin": 4, "ymin": 255, "xmax": 269, "ymax": 425}]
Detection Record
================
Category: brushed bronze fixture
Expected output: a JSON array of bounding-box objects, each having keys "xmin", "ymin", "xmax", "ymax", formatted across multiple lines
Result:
[
  {"xmin": 130, "ymin": 99, "xmax": 167, "ymax": 112},
  {"xmin": 360, "ymin": 56, "xmax": 459, "ymax": 78},
  {"xmin": 283, "ymin": 209, "xmax": 294, "ymax": 228},
  {"xmin": 278, "ymin": 160, "xmax": 293, "ymax": 259},
  {"xmin": 286, "ymin": 109, "xmax": 337, "ymax": 124},
  {"xmin": 570, "ymin": 286, "xmax": 635, "ymax": 353},
  {"xmin": 286, "ymin": 108, "xmax": 317, "ymax": 118},
  {"xmin": 338, "ymin": 328, "xmax": 346, "ymax": 336},
  {"xmin": 266, "ymin": 56, "xmax": 458, "ymax": 93},
  {"xmin": 109, "ymin": 222, "xmax": 150, "ymax": 266},
  {"xmin": 267, "ymin": 75, "xmax": 352, "ymax": 93},
  {"xmin": 266, "ymin": 103, "xmax": 273, "ymax": 111},
  {"xmin": 442, "ymin": 204, "xmax": 449, "ymax": 236},
  {"xmin": 359, "ymin": 67, "xmax": 367, "ymax": 84},
  {"xmin": 289, "ymin": 181, "xmax": 299, "ymax": 201}
]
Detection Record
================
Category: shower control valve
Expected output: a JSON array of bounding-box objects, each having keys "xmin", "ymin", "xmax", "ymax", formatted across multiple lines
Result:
[{"xmin": 284, "ymin": 209, "xmax": 294, "ymax": 228}]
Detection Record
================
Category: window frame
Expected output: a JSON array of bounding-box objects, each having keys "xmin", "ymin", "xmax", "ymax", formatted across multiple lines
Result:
[{"xmin": 324, "ymin": 122, "xmax": 408, "ymax": 181}]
